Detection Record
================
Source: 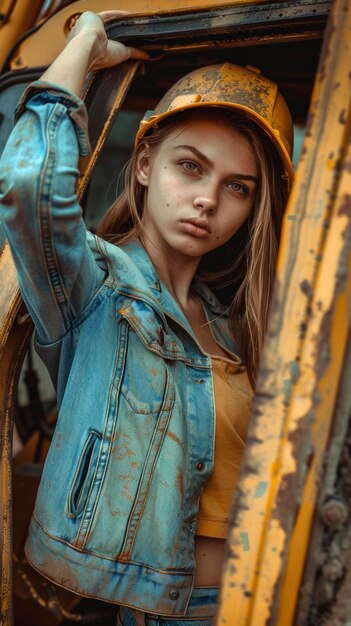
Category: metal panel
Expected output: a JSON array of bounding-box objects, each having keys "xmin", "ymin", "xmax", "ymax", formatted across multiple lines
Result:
[{"xmin": 9, "ymin": 0, "xmax": 330, "ymax": 70}]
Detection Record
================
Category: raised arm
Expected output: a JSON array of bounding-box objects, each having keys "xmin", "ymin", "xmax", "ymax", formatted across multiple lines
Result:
[
  {"xmin": 0, "ymin": 12, "xmax": 147, "ymax": 345},
  {"xmin": 40, "ymin": 11, "xmax": 148, "ymax": 96}
]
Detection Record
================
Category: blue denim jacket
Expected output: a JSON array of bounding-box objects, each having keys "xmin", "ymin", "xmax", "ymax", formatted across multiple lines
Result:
[{"xmin": 0, "ymin": 83, "xmax": 239, "ymax": 616}]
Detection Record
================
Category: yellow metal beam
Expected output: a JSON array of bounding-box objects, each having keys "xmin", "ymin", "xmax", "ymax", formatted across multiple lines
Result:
[
  {"xmin": 216, "ymin": 0, "xmax": 351, "ymax": 623},
  {"xmin": 276, "ymin": 125, "xmax": 351, "ymax": 625}
]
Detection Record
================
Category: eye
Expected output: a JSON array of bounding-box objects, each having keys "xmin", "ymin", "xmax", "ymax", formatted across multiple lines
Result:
[
  {"xmin": 228, "ymin": 181, "xmax": 248, "ymax": 196},
  {"xmin": 179, "ymin": 160, "xmax": 200, "ymax": 173}
]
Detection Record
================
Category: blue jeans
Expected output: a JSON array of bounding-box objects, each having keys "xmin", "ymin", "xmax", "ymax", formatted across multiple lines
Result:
[{"xmin": 117, "ymin": 587, "xmax": 218, "ymax": 625}]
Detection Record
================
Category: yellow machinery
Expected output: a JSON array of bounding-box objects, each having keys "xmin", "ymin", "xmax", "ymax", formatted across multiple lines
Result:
[{"xmin": 1, "ymin": 0, "xmax": 351, "ymax": 624}]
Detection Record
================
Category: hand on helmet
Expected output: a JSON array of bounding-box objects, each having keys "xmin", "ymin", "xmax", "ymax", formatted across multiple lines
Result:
[{"xmin": 66, "ymin": 11, "xmax": 149, "ymax": 72}]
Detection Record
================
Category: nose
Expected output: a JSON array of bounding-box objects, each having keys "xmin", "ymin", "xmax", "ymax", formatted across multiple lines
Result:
[
  {"xmin": 193, "ymin": 184, "xmax": 217, "ymax": 214},
  {"xmin": 193, "ymin": 196, "xmax": 217, "ymax": 214}
]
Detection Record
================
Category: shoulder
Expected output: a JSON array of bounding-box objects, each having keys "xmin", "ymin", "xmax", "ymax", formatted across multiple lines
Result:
[{"xmin": 86, "ymin": 232, "xmax": 161, "ymax": 296}]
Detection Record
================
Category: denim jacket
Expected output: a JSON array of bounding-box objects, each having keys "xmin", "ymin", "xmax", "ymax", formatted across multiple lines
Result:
[{"xmin": 0, "ymin": 83, "xmax": 240, "ymax": 616}]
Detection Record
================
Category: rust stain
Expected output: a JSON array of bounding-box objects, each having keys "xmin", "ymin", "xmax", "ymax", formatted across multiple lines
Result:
[
  {"xmin": 105, "ymin": 493, "xmax": 129, "ymax": 517},
  {"xmin": 176, "ymin": 466, "xmax": 184, "ymax": 500},
  {"xmin": 338, "ymin": 108, "xmax": 347, "ymax": 124},
  {"xmin": 112, "ymin": 433, "xmax": 136, "ymax": 461},
  {"xmin": 338, "ymin": 193, "xmax": 351, "ymax": 216},
  {"xmin": 300, "ymin": 279, "xmax": 313, "ymax": 298},
  {"xmin": 166, "ymin": 430, "xmax": 184, "ymax": 451}
]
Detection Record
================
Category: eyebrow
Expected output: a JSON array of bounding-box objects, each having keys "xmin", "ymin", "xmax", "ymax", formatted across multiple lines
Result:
[{"xmin": 174, "ymin": 144, "xmax": 258, "ymax": 183}]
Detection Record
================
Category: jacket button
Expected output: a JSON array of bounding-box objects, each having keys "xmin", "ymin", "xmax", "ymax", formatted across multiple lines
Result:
[
  {"xmin": 196, "ymin": 461, "xmax": 205, "ymax": 471},
  {"xmin": 169, "ymin": 589, "xmax": 179, "ymax": 600}
]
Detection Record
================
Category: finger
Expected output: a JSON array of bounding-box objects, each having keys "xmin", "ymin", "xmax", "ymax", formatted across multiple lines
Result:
[
  {"xmin": 126, "ymin": 46, "xmax": 149, "ymax": 60},
  {"xmin": 68, "ymin": 11, "xmax": 102, "ymax": 31},
  {"xmin": 97, "ymin": 11, "xmax": 131, "ymax": 21},
  {"xmin": 104, "ymin": 41, "xmax": 149, "ymax": 63},
  {"xmin": 93, "ymin": 41, "xmax": 148, "ymax": 69}
]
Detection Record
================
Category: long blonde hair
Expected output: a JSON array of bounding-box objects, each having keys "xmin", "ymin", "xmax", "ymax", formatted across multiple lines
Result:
[{"xmin": 97, "ymin": 109, "xmax": 290, "ymax": 385}]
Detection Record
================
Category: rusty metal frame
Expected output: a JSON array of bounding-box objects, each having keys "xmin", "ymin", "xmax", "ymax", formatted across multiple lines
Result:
[
  {"xmin": 0, "ymin": 243, "xmax": 32, "ymax": 626},
  {"xmin": 78, "ymin": 60, "xmax": 141, "ymax": 198},
  {"xmin": 216, "ymin": 0, "xmax": 351, "ymax": 623},
  {"xmin": 104, "ymin": 0, "xmax": 330, "ymax": 51},
  {"xmin": 7, "ymin": 0, "xmax": 330, "ymax": 71}
]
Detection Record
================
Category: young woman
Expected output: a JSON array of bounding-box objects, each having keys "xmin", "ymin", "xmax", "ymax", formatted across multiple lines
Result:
[{"xmin": 0, "ymin": 11, "xmax": 294, "ymax": 626}]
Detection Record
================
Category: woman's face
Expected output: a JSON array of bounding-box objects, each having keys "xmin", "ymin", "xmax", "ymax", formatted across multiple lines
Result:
[{"xmin": 136, "ymin": 115, "xmax": 258, "ymax": 262}]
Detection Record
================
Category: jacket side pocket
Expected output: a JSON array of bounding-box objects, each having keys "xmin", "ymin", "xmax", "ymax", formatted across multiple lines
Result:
[{"xmin": 67, "ymin": 430, "xmax": 102, "ymax": 519}]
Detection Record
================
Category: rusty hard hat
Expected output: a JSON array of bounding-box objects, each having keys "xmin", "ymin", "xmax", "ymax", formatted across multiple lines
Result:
[{"xmin": 136, "ymin": 62, "xmax": 294, "ymax": 185}]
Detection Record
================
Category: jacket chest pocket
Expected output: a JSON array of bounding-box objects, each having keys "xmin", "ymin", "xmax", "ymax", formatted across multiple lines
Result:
[
  {"xmin": 116, "ymin": 300, "xmax": 183, "ymax": 416},
  {"xmin": 119, "ymin": 324, "xmax": 168, "ymax": 415}
]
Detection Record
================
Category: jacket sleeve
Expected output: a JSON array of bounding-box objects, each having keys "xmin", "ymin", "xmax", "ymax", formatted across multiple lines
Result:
[{"xmin": 0, "ymin": 82, "xmax": 107, "ymax": 344}]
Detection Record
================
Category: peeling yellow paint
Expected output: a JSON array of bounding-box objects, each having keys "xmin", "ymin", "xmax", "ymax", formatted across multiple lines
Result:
[{"xmin": 217, "ymin": 0, "xmax": 351, "ymax": 623}]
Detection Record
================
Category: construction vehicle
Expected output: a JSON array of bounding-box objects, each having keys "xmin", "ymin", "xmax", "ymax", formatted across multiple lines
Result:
[{"xmin": 1, "ymin": 0, "xmax": 350, "ymax": 624}]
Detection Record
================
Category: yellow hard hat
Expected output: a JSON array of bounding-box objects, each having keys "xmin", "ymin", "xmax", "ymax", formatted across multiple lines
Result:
[{"xmin": 136, "ymin": 62, "xmax": 294, "ymax": 185}]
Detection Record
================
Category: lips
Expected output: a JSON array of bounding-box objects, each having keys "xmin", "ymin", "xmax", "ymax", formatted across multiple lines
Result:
[{"xmin": 181, "ymin": 218, "xmax": 211, "ymax": 234}]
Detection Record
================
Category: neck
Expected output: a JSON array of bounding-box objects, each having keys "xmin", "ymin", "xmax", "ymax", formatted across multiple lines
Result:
[{"xmin": 141, "ymin": 236, "xmax": 201, "ymax": 309}]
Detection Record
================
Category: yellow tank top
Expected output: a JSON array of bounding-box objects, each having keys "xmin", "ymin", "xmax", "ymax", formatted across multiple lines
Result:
[{"xmin": 196, "ymin": 356, "xmax": 253, "ymax": 539}]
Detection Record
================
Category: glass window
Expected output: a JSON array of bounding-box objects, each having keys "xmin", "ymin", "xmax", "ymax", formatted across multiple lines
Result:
[{"xmin": 84, "ymin": 109, "xmax": 143, "ymax": 231}]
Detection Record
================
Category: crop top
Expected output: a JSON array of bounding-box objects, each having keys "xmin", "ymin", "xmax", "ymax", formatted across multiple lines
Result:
[{"xmin": 196, "ymin": 356, "xmax": 253, "ymax": 539}]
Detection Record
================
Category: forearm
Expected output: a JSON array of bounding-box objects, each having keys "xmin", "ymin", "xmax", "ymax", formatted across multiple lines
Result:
[
  {"xmin": 40, "ymin": 30, "xmax": 98, "ymax": 97},
  {"xmin": 40, "ymin": 11, "xmax": 148, "ymax": 98}
]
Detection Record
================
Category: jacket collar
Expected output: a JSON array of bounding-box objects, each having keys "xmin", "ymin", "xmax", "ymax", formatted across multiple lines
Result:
[{"xmin": 120, "ymin": 239, "xmax": 229, "ymax": 323}]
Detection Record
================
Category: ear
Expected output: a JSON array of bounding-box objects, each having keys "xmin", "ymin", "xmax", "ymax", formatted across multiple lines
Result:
[{"xmin": 136, "ymin": 144, "xmax": 150, "ymax": 187}]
